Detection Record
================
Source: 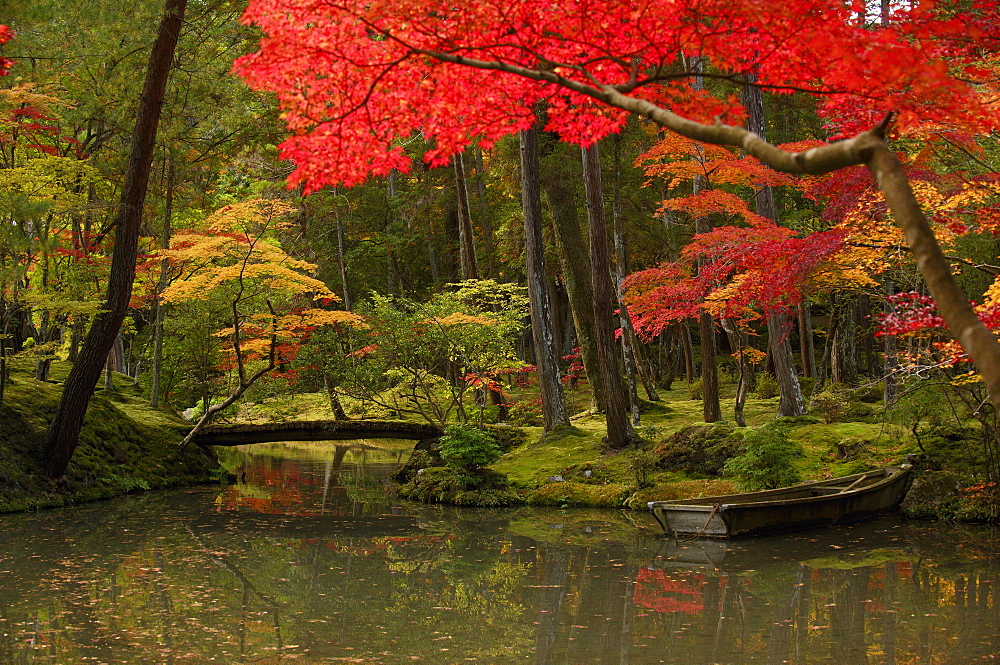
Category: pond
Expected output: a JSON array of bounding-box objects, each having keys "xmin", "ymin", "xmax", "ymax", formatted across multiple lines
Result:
[{"xmin": 1, "ymin": 441, "xmax": 998, "ymax": 664}]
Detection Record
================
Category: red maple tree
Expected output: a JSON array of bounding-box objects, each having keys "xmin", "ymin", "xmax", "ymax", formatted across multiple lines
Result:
[{"xmin": 234, "ymin": 0, "xmax": 1000, "ymax": 412}]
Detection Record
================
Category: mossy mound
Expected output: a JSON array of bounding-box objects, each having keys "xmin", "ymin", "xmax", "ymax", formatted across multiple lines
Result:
[
  {"xmin": 652, "ymin": 422, "xmax": 743, "ymax": 476},
  {"xmin": 0, "ymin": 372, "xmax": 220, "ymax": 513},
  {"xmin": 526, "ymin": 480, "xmax": 631, "ymax": 508},
  {"xmin": 397, "ymin": 467, "xmax": 523, "ymax": 506}
]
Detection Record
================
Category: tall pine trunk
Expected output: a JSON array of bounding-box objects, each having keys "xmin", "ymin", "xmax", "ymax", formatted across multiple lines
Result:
[
  {"xmin": 40, "ymin": 0, "xmax": 187, "ymax": 477},
  {"xmin": 582, "ymin": 144, "xmax": 634, "ymax": 448},
  {"xmin": 539, "ymin": 137, "xmax": 605, "ymax": 410},
  {"xmin": 520, "ymin": 128, "xmax": 569, "ymax": 431}
]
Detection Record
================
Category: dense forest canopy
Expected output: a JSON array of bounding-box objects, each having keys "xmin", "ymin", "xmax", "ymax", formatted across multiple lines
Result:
[{"xmin": 2, "ymin": 0, "xmax": 1000, "ymax": 481}]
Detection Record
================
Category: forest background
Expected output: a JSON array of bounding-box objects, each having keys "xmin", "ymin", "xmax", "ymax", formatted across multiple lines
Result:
[{"xmin": 2, "ymin": 0, "xmax": 1000, "ymax": 517}]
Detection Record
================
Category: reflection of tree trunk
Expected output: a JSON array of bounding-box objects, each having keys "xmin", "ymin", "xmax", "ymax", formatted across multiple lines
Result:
[
  {"xmin": 795, "ymin": 565, "xmax": 812, "ymax": 662},
  {"xmin": 766, "ymin": 565, "xmax": 809, "ymax": 665},
  {"xmin": 883, "ymin": 562, "xmax": 898, "ymax": 665},
  {"xmin": 533, "ymin": 546, "xmax": 568, "ymax": 665},
  {"xmin": 829, "ymin": 567, "xmax": 871, "ymax": 665},
  {"xmin": 698, "ymin": 577, "xmax": 722, "ymax": 664},
  {"xmin": 713, "ymin": 576, "xmax": 743, "ymax": 660},
  {"xmin": 152, "ymin": 547, "xmax": 175, "ymax": 661}
]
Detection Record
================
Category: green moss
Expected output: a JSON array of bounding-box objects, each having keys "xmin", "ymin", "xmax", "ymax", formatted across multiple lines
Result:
[
  {"xmin": 0, "ymin": 362, "xmax": 220, "ymax": 514},
  {"xmin": 526, "ymin": 481, "xmax": 631, "ymax": 508},
  {"xmin": 398, "ymin": 466, "xmax": 522, "ymax": 506}
]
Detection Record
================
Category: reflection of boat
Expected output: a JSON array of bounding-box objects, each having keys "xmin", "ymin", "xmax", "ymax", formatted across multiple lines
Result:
[
  {"xmin": 648, "ymin": 465, "xmax": 913, "ymax": 539},
  {"xmin": 649, "ymin": 517, "xmax": 911, "ymax": 572}
]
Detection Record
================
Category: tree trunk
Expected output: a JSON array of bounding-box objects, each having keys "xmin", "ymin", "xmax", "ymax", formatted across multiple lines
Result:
[
  {"xmin": 721, "ymin": 318, "xmax": 753, "ymax": 427},
  {"xmin": 883, "ymin": 280, "xmax": 899, "ymax": 408},
  {"xmin": 335, "ymin": 188, "xmax": 352, "ymax": 310},
  {"xmin": 471, "ymin": 147, "xmax": 496, "ymax": 278},
  {"xmin": 832, "ymin": 296, "xmax": 860, "ymax": 386},
  {"xmin": 743, "ymin": 75, "xmax": 806, "ymax": 416},
  {"xmin": 769, "ymin": 313, "xmax": 807, "ymax": 416},
  {"xmin": 581, "ymin": 143, "xmax": 634, "ymax": 448},
  {"xmin": 520, "ymin": 128, "xmax": 570, "ymax": 431},
  {"xmin": 539, "ymin": 138, "xmax": 605, "ymax": 410},
  {"xmin": 150, "ymin": 156, "xmax": 174, "ymax": 407},
  {"xmin": 40, "ymin": 0, "xmax": 187, "ymax": 478},
  {"xmin": 453, "ymin": 151, "xmax": 479, "ymax": 280},
  {"xmin": 611, "ymin": 133, "xmax": 659, "ymax": 406},
  {"xmin": 324, "ymin": 374, "xmax": 349, "ymax": 420},
  {"xmin": 799, "ymin": 300, "xmax": 816, "ymax": 379}
]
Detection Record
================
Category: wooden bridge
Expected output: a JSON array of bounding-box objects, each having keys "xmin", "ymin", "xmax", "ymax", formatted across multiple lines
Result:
[{"xmin": 191, "ymin": 420, "xmax": 443, "ymax": 447}]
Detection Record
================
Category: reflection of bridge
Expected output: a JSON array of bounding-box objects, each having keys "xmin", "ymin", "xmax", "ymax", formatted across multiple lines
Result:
[{"xmin": 192, "ymin": 420, "xmax": 443, "ymax": 447}]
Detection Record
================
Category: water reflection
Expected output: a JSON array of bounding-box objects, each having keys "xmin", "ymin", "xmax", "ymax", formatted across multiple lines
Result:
[{"xmin": 0, "ymin": 441, "xmax": 997, "ymax": 663}]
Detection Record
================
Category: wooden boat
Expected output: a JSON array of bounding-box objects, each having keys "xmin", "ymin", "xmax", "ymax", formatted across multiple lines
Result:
[{"xmin": 647, "ymin": 465, "xmax": 913, "ymax": 539}]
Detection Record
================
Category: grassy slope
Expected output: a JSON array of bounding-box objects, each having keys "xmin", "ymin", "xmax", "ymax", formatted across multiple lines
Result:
[{"xmin": 0, "ymin": 361, "xmax": 220, "ymax": 513}]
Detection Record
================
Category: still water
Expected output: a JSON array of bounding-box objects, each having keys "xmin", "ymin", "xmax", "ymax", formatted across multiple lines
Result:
[{"xmin": 1, "ymin": 441, "xmax": 998, "ymax": 664}]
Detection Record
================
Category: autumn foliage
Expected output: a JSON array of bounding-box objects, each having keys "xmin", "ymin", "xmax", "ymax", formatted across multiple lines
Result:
[{"xmin": 235, "ymin": 0, "xmax": 1000, "ymax": 191}]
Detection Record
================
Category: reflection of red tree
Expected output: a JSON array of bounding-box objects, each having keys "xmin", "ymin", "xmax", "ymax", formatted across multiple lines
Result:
[
  {"xmin": 217, "ymin": 459, "xmax": 342, "ymax": 515},
  {"xmin": 633, "ymin": 568, "xmax": 712, "ymax": 615}
]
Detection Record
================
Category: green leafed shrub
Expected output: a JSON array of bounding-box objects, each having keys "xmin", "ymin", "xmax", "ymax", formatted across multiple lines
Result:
[
  {"xmin": 438, "ymin": 423, "xmax": 502, "ymax": 470},
  {"xmin": 723, "ymin": 426, "xmax": 802, "ymax": 491}
]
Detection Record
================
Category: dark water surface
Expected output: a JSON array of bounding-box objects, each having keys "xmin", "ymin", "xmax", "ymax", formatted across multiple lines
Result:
[{"xmin": 2, "ymin": 442, "xmax": 998, "ymax": 664}]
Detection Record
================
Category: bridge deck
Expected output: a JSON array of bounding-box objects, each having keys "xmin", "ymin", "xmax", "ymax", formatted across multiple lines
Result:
[{"xmin": 192, "ymin": 420, "xmax": 443, "ymax": 446}]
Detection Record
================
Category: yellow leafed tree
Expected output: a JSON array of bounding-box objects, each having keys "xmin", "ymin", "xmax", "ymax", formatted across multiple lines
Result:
[{"xmin": 163, "ymin": 199, "xmax": 364, "ymax": 447}]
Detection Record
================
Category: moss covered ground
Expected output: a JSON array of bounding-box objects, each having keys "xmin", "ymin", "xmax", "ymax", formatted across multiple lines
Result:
[
  {"xmin": 0, "ymin": 360, "xmax": 220, "ymax": 513},
  {"xmin": 237, "ymin": 377, "xmax": 941, "ymax": 512}
]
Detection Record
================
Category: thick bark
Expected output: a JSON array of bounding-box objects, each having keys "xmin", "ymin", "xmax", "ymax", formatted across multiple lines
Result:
[
  {"xmin": 769, "ymin": 313, "xmax": 807, "ymax": 416},
  {"xmin": 520, "ymin": 128, "xmax": 570, "ymax": 431},
  {"xmin": 832, "ymin": 296, "xmax": 860, "ymax": 386},
  {"xmin": 582, "ymin": 144, "xmax": 635, "ymax": 448},
  {"xmin": 471, "ymin": 147, "xmax": 496, "ymax": 278},
  {"xmin": 40, "ymin": 0, "xmax": 187, "ymax": 478},
  {"xmin": 539, "ymin": 138, "xmax": 605, "ymax": 410}
]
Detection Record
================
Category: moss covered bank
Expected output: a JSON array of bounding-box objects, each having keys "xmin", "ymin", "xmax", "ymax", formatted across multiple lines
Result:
[{"xmin": 0, "ymin": 368, "xmax": 220, "ymax": 513}]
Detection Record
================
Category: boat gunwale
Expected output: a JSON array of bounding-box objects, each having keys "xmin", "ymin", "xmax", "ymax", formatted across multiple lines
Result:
[{"xmin": 647, "ymin": 465, "xmax": 910, "ymax": 512}]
